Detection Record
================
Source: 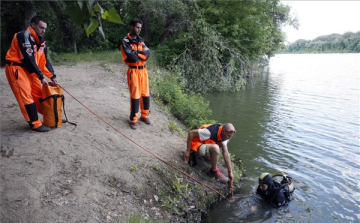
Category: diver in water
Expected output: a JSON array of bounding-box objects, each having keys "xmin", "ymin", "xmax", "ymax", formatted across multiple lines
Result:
[{"xmin": 256, "ymin": 172, "xmax": 295, "ymax": 207}]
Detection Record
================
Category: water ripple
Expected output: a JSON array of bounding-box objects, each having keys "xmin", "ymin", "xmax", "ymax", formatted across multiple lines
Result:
[{"xmin": 205, "ymin": 54, "xmax": 360, "ymax": 223}]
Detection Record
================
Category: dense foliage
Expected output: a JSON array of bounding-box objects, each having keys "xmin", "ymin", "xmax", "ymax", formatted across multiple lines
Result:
[
  {"xmin": 1, "ymin": 0, "xmax": 297, "ymax": 92},
  {"xmin": 151, "ymin": 69, "xmax": 215, "ymax": 129},
  {"xmin": 282, "ymin": 31, "xmax": 360, "ymax": 53}
]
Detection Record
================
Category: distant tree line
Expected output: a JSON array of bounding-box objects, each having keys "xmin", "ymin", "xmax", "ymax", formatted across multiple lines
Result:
[
  {"xmin": 282, "ymin": 31, "xmax": 360, "ymax": 53},
  {"xmin": 1, "ymin": 0, "xmax": 297, "ymax": 92}
]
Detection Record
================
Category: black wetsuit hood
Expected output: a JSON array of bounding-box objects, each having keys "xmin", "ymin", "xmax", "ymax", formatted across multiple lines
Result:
[{"xmin": 257, "ymin": 174, "xmax": 289, "ymax": 207}]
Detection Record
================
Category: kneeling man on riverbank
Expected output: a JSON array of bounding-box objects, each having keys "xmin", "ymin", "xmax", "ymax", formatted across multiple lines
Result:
[{"xmin": 184, "ymin": 123, "xmax": 236, "ymax": 183}]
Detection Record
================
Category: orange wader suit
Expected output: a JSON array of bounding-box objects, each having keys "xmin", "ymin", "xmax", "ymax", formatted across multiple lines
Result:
[
  {"xmin": 5, "ymin": 27, "xmax": 56, "ymax": 129},
  {"xmin": 120, "ymin": 33, "xmax": 151, "ymax": 123},
  {"xmin": 191, "ymin": 124, "xmax": 224, "ymax": 152}
]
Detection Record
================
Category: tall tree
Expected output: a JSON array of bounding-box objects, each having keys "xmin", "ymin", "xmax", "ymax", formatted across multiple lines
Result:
[
  {"xmin": 164, "ymin": 0, "xmax": 298, "ymax": 92},
  {"xmin": 283, "ymin": 31, "xmax": 360, "ymax": 53}
]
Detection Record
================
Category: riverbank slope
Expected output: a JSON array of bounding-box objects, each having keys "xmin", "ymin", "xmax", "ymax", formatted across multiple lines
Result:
[{"xmin": 0, "ymin": 62, "xmax": 233, "ymax": 223}]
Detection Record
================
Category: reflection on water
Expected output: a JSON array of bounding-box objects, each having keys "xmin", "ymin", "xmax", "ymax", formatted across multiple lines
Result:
[{"xmin": 204, "ymin": 54, "xmax": 360, "ymax": 223}]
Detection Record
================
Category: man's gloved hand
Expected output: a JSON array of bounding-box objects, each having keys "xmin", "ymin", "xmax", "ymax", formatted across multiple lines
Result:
[
  {"xmin": 41, "ymin": 79, "xmax": 47, "ymax": 85},
  {"xmin": 51, "ymin": 77, "xmax": 58, "ymax": 85}
]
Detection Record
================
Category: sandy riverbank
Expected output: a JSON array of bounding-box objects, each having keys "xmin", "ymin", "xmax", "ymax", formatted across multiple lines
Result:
[{"xmin": 0, "ymin": 62, "xmax": 232, "ymax": 223}]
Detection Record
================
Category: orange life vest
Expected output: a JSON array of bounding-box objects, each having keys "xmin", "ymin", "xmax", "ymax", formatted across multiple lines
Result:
[
  {"xmin": 191, "ymin": 124, "xmax": 224, "ymax": 152},
  {"xmin": 5, "ymin": 27, "xmax": 55, "ymax": 80},
  {"xmin": 120, "ymin": 33, "xmax": 150, "ymax": 67}
]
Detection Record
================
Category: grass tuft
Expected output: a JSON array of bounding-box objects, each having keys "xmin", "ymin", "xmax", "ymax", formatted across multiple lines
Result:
[{"xmin": 51, "ymin": 50, "xmax": 121, "ymax": 65}]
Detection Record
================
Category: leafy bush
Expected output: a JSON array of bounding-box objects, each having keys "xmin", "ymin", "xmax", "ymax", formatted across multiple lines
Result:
[
  {"xmin": 155, "ymin": 44, "xmax": 178, "ymax": 68},
  {"xmin": 170, "ymin": 18, "xmax": 248, "ymax": 93},
  {"xmin": 155, "ymin": 36, "xmax": 186, "ymax": 68},
  {"xmin": 151, "ymin": 70, "xmax": 215, "ymax": 129}
]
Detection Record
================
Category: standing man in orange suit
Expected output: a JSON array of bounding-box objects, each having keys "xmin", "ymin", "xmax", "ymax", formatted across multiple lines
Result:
[
  {"xmin": 5, "ymin": 16, "xmax": 58, "ymax": 132},
  {"xmin": 120, "ymin": 18, "xmax": 151, "ymax": 130}
]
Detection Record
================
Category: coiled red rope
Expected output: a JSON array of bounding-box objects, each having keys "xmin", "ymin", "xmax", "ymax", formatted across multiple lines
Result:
[{"xmin": 60, "ymin": 85, "xmax": 233, "ymax": 202}]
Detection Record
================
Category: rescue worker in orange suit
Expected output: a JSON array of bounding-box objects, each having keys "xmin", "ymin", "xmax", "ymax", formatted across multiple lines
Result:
[
  {"xmin": 5, "ymin": 16, "xmax": 58, "ymax": 132},
  {"xmin": 184, "ymin": 123, "xmax": 236, "ymax": 184},
  {"xmin": 120, "ymin": 18, "xmax": 151, "ymax": 130}
]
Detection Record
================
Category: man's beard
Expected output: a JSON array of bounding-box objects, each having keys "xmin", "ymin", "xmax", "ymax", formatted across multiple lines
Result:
[{"xmin": 131, "ymin": 30, "xmax": 138, "ymax": 36}]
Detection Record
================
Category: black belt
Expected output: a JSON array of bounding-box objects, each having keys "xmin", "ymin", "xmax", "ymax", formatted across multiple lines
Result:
[
  {"xmin": 6, "ymin": 61, "xmax": 24, "ymax": 67},
  {"xmin": 129, "ymin": 65, "xmax": 146, "ymax": 69}
]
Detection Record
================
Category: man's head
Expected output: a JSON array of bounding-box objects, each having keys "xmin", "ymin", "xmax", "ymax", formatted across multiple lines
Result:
[
  {"xmin": 221, "ymin": 123, "xmax": 236, "ymax": 140},
  {"xmin": 258, "ymin": 173, "xmax": 273, "ymax": 191},
  {"xmin": 130, "ymin": 18, "xmax": 143, "ymax": 37},
  {"xmin": 30, "ymin": 16, "xmax": 47, "ymax": 37}
]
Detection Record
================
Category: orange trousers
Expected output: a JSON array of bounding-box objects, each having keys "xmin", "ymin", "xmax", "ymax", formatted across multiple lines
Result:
[
  {"xmin": 5, "ymin": 65, "xmax": 43, "ymax": 129},
  {"xmin": 127, "ymin": 67, "xmax": 150, "ymax": 122}
]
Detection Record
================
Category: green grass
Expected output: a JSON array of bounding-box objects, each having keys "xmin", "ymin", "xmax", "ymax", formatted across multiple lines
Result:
[
  {"xmin": 130, "ymin": 165, "xmax": 138, "ymax": 173},
  {"xmin": 50, "ymin": 50, "xmax": 122, "ymax": 65},
  {"xmin": 123, "ymin": 213, "xmax": 155, "ymax": 223},
  {"xmin": 168, "ymin": 121, "xmax": 186, "ymax": 138},
  {"xmin": 51, "ymin": 49, "xmax": 159, "ymax": 66}
]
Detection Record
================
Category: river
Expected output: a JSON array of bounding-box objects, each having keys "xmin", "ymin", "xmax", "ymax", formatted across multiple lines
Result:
[{"xmin": 203, "ymin": 54, "xmax": 360, "ymax": 223}]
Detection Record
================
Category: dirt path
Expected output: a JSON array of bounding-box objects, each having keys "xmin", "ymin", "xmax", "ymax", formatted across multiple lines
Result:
[{"xmin": 0, "ymin": 62, "xmax": 230, "ymax": 223}]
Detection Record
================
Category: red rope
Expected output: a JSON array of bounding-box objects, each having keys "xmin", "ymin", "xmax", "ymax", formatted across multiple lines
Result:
[
  {"xmin": 60, "ymin": 85, "xmax": 231, "ymax": 202},
  {"xmin": 230, "ymin": 180, "xmax": 235, "ymax": 202}
]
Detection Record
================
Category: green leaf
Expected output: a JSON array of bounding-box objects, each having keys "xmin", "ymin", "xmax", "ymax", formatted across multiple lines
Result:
[
  {"xmin": 94, "ymin": 3, "xmax": 104, "ymax": 14},
  {"xmin": 101, "ymin": 7, "xmax": 124, "ymax": 25},
  {"xmin": 84, "ymin": 18, "xmax": 99, "ymax": 37},
  {"xmin": 89, "ymin": 7, "xmax": 96, "ymax": 17},
  {"xmin": 67, "ymin": 4, "xmax": 85, "ymax": 26}
]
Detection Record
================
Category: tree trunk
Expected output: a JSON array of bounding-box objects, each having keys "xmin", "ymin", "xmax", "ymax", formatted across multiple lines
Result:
[
  {"xmin": 23, "ymin": 2, "xmax": 36, "ymax": 29},
  {"xmin": 137, "ymin": 0, "xmax": 150, "ymax": 42},
  {"xmin": 73, "ymin": 39, "xmax": 78, "ymax": 54},
  {"xmin": 159, "ymin": 18, "xmax": 173, "ymax": 45},
  {"xmin": 141, "ymin": 16, "xmax": 150, "ymax": 42}
]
